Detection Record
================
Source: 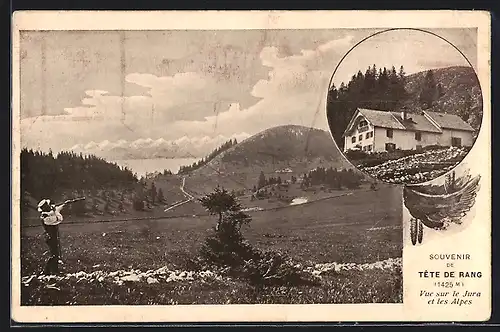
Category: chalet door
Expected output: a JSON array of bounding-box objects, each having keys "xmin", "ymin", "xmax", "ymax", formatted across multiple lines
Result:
[
  {"xmin": 385, "ymin": 143, "xmax": 396, "ymax": 152},
  {"xmin": 451, "ymin": 137, "xmax": 462, "ymax": 147}
]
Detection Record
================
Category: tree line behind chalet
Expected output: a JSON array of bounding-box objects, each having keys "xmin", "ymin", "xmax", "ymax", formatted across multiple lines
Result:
[{"xmin": 327, "ymin": 64, "xmax": 479, "ymax": 151}]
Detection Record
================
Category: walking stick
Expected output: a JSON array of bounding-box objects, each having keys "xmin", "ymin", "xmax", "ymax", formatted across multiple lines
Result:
[{"xmin": 54, "ymin": 197, "xmax": 86, "ymax": 207}]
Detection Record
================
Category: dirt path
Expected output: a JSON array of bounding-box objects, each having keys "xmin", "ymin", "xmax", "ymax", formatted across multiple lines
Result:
[
  {"xmin": 179, "ymin": 177, "xmax": 195, "ymax": 200},
  {"xmin": 163, "ymin": 177, "xmax": 195, "ymax": 212}
]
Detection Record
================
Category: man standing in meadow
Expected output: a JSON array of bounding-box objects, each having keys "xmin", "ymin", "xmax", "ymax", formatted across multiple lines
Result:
[{"xmin": 37, "ymin": 199, "xmax": 66, "ymax": 275}]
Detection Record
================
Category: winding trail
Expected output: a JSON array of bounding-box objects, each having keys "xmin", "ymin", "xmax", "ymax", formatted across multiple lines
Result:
[
  {"xmin": 163, "ymin": 199, "xmax": 191, "ymax": 212},
  {"xmin": 180, "ymin": 177, "xmax": 194, "ymax": 199},
  {"xmin": 163, "ymin": 177, "xmax": 194, "ymax": 212}
]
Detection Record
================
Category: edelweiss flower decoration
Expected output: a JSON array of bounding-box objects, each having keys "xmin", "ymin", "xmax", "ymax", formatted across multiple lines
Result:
[{"xmin": 403, "ymin": 169, "xmax": 481, "ymax": 245}]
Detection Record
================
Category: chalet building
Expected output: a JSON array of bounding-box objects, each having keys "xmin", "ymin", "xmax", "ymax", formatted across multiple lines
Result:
[
  {"xmin": 342, "ymin": 108, "xmax": 475, "ymax": 153},
  {"xmin": 275, "ymin": 168, "xmax": 293, "ymax": 174}
]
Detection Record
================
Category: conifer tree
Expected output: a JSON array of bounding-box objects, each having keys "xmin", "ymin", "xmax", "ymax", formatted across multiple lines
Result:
[
  {"xmin": 419, "ymin": 70, "xmax": 438, "ymax": 109},
  {"xmin": 157, "ymin": 187, "xmax": 164, "ymax": 203},
  {"xmin": 258, "ymin": 171, "xmax": 266, "ymax": 189}
]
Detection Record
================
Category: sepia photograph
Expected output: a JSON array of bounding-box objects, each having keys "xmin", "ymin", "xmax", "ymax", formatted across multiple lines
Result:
[
  {"xmin": 18, "ymin": 28, "xmax": 403, "ymax": 306},
  {"xmin": 11, "ymin": 11, "xmax": 491, "ymax": 323},
  {"xmin": 326, "ymin": 28, "xmax": 483, "ymax": 185}
]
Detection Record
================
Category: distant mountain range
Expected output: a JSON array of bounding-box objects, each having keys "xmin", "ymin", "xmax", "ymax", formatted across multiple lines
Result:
[{"xmin": 69, "ymin": 133, "xmax": 251, "ymax": 160}]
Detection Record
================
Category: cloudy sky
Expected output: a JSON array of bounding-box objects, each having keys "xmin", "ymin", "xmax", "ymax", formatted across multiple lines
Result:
[{"xmin": 19, "ymin": 28, "xmax": 477, "ymax": 160}]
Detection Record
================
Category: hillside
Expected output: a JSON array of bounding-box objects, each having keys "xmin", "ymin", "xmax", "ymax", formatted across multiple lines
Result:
[
  {"xmin": 178, "ymin": 139, "xmax": 237, "ymax": 174},
  {"xmin": 402, "ymin": 66, "xmax": 483, "ymax": 133},
  {"xmin": 197, "ymin": 126, "xmax": 347, "ymax": 172},
  {"xmin": 186, "ymin": 125, "xmax": 354, "ymax": 192}
]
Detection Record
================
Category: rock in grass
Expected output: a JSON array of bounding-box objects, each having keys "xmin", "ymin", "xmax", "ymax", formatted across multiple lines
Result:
[
  {"xmin": 147, "ymin": 277, "xmax": 159, "ymax": 284},
  {"xmin": 121, "ymin": 274, "xmax": 141, "ymax": 282},
  {"xmin": 155, "ymin": 266, "xmax": 169, "ymax": 275}
]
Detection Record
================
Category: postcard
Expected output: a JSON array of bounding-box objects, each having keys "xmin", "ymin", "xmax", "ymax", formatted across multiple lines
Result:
[{"xmin": 11, "ymin": 10, "xmax": 491, "ymax": 323}]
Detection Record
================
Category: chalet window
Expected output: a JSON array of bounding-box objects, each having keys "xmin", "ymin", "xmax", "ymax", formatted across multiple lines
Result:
[
  {"xmin": 367, "ymin": 145, "xmax": 372, "ymax": 151},
  {"xmin": 359, "ymin": 134, "xmax": 363, "ymax": 141},
  {"xmin": 451, "ymin": 137, "xmax": 462, "ymax": 147},
  {"xmin": 386, "ymin": 129, "xmax": 393, "ymax": 138},
  {"xmin": 365, "ymin": 132, "xmax": 370, "ymax": 139},
  {"xmin": 358, "ymin": 120, "xmax": 369, "ymax": 133},
  {"xmin": 352, "ymin": 136, "xmax": 356, "ymax": 143},
  {"xmin": 415, "ymin": 131, "xmax": 422, "ymax": 141},
  {"xmin": 385, "ymin": 143, "xmax": 396, "ymax": 152}
]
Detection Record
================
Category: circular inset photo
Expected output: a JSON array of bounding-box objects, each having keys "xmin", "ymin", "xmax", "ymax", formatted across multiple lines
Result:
[{"xmin": 326, "ymin": 29, "xmax": 483, "ymax": 185}]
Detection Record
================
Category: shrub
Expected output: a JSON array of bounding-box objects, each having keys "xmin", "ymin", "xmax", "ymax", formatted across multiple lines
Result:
[
  {"xmin": 240, "ymin": 249, "xmax": 319, "ymax": 287},
  {"xmin": 69, "ymin": 199, "xmax": 88, "ymax": 216},
  {"xmin": 133, "ymin": 197, "xmax": 145, "ymax": 211},
  {"xmin": 199, "ymin": 186, "xmax": 251, "ymax": 232},
  {"xmin": 422, "ymin": 144, "xmax": 443, "ymax": 151},
  {"xmin": 198, "ymin": 186, "xmax": 319, "ymax": 287},
  {"xmin": 139, "ymin": 225, "xmax": 150, "ymax": 238},
  {"xmin": 345, "ymin": 149, "xmax": 368, "ymax": 160},
  {"xmin": 169, "ymin": 249, "xmax": 205, "ymax": 271},
  {"xmin": 354, "ymin": 149, "xmax": 420, "ymax": 167},
  {"xmin": 200, "ymin": 221, "xmax": 259, "ymax": 269},
  {"xmin": 104, "ymin": 201, "xmax": 110, "ymax": 214}
]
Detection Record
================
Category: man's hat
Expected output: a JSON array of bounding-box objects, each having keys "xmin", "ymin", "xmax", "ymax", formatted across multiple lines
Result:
[{"xmin": 37, "ymin": 199, "xmax": 51, "ymax": 212}]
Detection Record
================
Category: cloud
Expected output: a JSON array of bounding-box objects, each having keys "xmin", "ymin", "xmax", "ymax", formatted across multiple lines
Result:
[
  {"xmin": 21, "ymin": 35, "xmax": 355, "ymax": 157},
  {"xmin": 58, "ymin": 71, "xmax": 249, "ymax": 124},
  {"xmin": 177, "ymin": 35, "xmax": 355, "ymax": 135},
  {"xmin": 259, "ymin": 35, "xmax": 354, "ymax": 72},
  {"xmin": 85, "ymin": 90, "xmax": 110, "ymax": 97}
]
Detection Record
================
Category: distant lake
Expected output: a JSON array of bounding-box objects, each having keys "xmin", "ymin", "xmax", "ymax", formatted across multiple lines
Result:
[{"xmin": 111, "ymin": 158, "xmax": 200, "ymax": 178}]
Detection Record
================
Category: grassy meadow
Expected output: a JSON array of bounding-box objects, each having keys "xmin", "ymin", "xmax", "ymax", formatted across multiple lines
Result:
[{"xmin": 20, "ymin": 182, "xmax": 403, "ymax": 305}]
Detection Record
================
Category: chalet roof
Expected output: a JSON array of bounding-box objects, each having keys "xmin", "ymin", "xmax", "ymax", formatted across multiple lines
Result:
[
  {"xmin": 390, "ymin": 112, "xmax": 442, "ymax": 133},
  {"xmin": 424, "ymin": 111, "xmax": 475, "ymax": 132},
  {"xmin": 357, "ymin": 108, "xmax": 406, "ymax": 130},
  {"xmin": 343, "ymin": 108, "xmax": 475, "ymax": 136}
]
